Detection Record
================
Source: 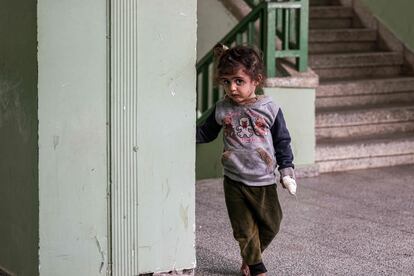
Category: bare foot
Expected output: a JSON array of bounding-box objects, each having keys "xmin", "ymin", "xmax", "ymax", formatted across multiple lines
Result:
[{"xmin": 240, "ymin": 262, "xmax": 250, "ymax": 276}]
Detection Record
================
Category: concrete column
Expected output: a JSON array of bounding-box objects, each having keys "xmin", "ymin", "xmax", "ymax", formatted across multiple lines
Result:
[
  {"xmin": 38, "ymin": 0, "xmax": 108, "ymax": 275},
  {"xmin": 110, "ymin": 0, "xmax": 197, "ymax": 274}
]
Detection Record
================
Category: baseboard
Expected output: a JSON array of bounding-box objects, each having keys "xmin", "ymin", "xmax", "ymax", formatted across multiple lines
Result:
[{"xmin": 140, "ymin": 268, "xmax": 194, "ymax": 276}]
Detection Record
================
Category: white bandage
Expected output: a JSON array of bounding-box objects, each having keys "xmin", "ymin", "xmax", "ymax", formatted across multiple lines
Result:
[{"xmin": 282, "ymin": 176, "xmax": 297, "ymax": 196}]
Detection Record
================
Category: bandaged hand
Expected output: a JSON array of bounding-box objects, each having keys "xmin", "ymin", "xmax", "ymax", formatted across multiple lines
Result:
[{"xmin": 282, "ymin": 175, "xmax": 297, "ymax": 196}]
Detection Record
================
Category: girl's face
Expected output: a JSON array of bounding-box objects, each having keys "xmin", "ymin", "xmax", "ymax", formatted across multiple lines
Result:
[{"xmin": 219, "ymin": 68, "xmax": 260, "ymax": 105}]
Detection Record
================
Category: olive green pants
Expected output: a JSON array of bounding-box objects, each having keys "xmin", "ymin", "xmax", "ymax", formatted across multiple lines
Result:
[{"xmin": 223, "ymin": 176, "xmax": 283, "ymax": 266}]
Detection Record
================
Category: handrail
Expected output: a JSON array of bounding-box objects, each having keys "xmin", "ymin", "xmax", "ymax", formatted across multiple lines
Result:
[
  {"xmin": 196, "ymin": 0, "xmax": 309, "ymax": 117},
  {"xmin": 244, "ymin": 0, "xmax": 261, "ymax": 9}
]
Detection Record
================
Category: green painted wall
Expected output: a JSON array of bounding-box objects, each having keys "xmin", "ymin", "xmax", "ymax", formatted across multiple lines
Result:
[
  {"xmin": 196, "ymin": 131, "xmax": 224, "ymax": 180},
  {"xmin": 265, "ymin": 88, "xmax": 316, "ymax": 166},
  {"xmin": 197, "ymin": 0, "xmax": 238, "ymax": 60},
  {"xmin": 196, "ymin": 88, "xmax": 315, "ymax": 179},
  {"xmin": 135, "ymin": 1, "xmax": 197, "ymax": 273},
  {"xmin": 0, "ymin": 0, "xmax": 38, "ymax": 275},
  {"xmin": 109, "ymin": 1, "xmax": 197, "ymax": 274},
  {"xmin": 361, "ymin": 0, "xmax": 414, "ymax": 50},
  {"xmin": 38, "ymin": 0, "xmax": 108, "ymax": 275}
]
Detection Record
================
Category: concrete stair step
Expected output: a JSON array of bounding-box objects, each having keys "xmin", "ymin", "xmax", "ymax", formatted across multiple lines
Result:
[
  {"xmin": 316, "ymin": 77, "xmax": 414, "ymax": 108},
  {"xmin": 317, "ymin": 90, "xmax": 414, "ymax": 109},
  {"xmin": 309, "ymin": 41, "xmax": 377, "ymax": 54},
  {"xmin": 317, "ymin": 103, "xmax": 414, "ymax": 126},
  {"xmin": 316, "ymin": 103, "xmax": 414, "ymax": 139},
  {"xmin": 317, "ymin": 120, "xmax": 414, "ymax": 139},
  {"xmin": 310, "ymin": 18, "xmax": 353, "ymax": 29},
  {"xmin": 317, "ymin": 77, "xmax": 414, "ymax": 97},
  {"xmin": 316, "ymin": 133, "xmax": 414, "ymax": 172},
  {"xmin": 309, "ymin": 51, "xmax": 403, "ymax": 69},
  {"xmin": 309, "ymin": 28, "xmax": 377, "ymax": 43},
  {"xmin": 315, "ymin": 66, "xmax": 402, "ymax": 80},
  {"xmin": 311, "ymin": 52, "xmax": 403, "ymax": 80},
  {"xmin": 310, "ymin": 6, "xmax": 353, "ymax": 19},
  {"xmin": 310, "ymin": 0, "xmax": 340, "ymax": 6}
]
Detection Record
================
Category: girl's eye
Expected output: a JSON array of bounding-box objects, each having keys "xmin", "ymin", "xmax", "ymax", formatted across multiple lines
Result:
[
  {"xmin": 235, "ymin": 79, "xmax": 244, "ymax": 85},
  {"xmin": 222, "ymin": 80, "xmax": 230, "ymax": 85}
]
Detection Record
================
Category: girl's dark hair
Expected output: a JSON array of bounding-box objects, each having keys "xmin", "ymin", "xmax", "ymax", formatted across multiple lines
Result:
[{"xmin": 214, "ymin": 44, "xmax": 265, "ymax": 85}]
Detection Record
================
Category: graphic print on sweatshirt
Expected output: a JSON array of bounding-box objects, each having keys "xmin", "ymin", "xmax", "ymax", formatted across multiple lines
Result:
[
  {"xmin": 236, "ymin": 117, "xmax": 253, "ymax": 138},
  {"xmin": 223, "ymin": 110, "xmax": 269, "ymax": 143}
]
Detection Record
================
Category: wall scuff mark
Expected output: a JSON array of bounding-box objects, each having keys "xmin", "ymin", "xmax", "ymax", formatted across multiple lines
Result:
[
  {"xmin": 95, "ymin": 235, "xmax": 105, "ymax": 274},
  {"xmin": 0, "ymin": 75, "xmax": 29, "ymax": 142},
  {"xmin": 179, "ymin": 204, "xmax": 189, "ymax": 230},
  {"xmin": 53, "ymin": 135, "xmax": 60, "ymax": 150}
]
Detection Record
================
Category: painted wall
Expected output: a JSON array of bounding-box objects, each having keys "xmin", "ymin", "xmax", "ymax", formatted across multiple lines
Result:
[
  {"xmin": 361, "ymin": 0, "xmax": 414, "ymax": 50},
  {"xmin": 38, "ymin": 0, "xmax": 108, "ymax": 275},
  {"xmin": 197, "ymin": 0, "xmax": 238, "ymax": 60},
  {"xmin": 0, "ymin": 0, "xmax": 38, "ymax": 275},
  {"xmin": 265, "ymin": 88, "xmax": 316, "ymax": 166},
  {"xmin": 196, "ymin": 88, "xmax": 316, "ymax": 179},
  {"xmin": 137, "ymin": 1, "xmax": 197, "ymax": 270}
]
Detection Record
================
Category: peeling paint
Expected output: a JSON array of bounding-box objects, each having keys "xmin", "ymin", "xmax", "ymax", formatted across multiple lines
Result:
[
  {"xmin": 138, "ymin": 245, "xmax": 152, "ymax": 250},
  {"xmin": 179, "ymin": 204, "xmax": 189, "ymax": 230},
  {"xmin": 168, "ymin": 77, "xmax": 179, "ymax": 98},
  {"xmin": 162, "ymin": 180, "xmax": 170, "ymax": 200},
  {"xmin": 55, "ymin": 254, "xmax": 70, "ymax": 259},
  {"xmin": 53, "ymin": 135, "xmax": 60, "ymax": 150},
  {"xmin": 95, "ymin": 236, "xmax": 105, "ymax": 274}
]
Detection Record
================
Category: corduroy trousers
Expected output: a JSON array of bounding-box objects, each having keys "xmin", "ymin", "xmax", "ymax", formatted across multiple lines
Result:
[{"xmin": 223, "ymin": 176, "xmax": 283, "ymax": 266}]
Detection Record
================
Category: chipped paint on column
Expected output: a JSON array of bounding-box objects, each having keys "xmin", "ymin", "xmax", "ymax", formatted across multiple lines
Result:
[{"xmin": 111, "ymin": 0, "xmax": 197, "ymax": 274}]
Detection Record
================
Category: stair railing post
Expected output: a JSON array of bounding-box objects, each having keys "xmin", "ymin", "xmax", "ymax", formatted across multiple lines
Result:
[
  {"xmin": 298, "ymin": 0, "xmax": 309, "ymax": 72},
  {"xmin": 262, "ymin": 1, "xmax": 276, "ymax": 78}
]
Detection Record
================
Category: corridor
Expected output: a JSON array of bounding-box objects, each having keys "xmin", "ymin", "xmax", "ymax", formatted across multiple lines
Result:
[{"xmin": 196, "ymin": 165, "xmax": 414, "ymax": 275}]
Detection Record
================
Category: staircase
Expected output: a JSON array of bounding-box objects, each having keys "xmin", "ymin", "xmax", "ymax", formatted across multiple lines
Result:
[{"xmin": 309, "ymin": 0, "xmax": 414, "ymax": 172}]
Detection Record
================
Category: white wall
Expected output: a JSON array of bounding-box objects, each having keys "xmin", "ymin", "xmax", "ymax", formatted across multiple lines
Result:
[{"xmin": 197, "ymin": 0, "xmax": 238, "ymax": 60}]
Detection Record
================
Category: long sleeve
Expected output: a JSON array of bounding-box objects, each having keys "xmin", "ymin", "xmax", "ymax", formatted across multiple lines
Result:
[
  {"xmin": 270, "ymin": 109, "xmax": 294, "ymax": 171},
  {"xmin": 196, "ymin": 106, "xmax": 222, "ymax": 143}
]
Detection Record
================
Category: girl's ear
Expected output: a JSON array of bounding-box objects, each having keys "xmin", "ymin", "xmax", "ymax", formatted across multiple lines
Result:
[
  {"xmin": 255, "ymin": 74, "xmax": 264, "ymax": 85},
  {"xmin": 213, "ymin": 43, "xmax": 229, "ymax": 59}
]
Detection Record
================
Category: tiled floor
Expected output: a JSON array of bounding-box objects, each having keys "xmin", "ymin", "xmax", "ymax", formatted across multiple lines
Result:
[{"xmin": 195, "ymin": 164, "xmax": 414, "ymax": 275}]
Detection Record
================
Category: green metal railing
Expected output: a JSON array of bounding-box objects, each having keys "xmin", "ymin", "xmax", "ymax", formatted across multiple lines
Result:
[
  {"xmin": 196, "ymin": 0, "xmax": 309, "ymax": 117},
  {"xmin": 244, "ymin": 0, "xmax": 263, "ymax": 8}
]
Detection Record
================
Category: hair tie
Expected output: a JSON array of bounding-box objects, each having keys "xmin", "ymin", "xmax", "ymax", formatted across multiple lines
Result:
[{"xmin": 213, "ymin": 43, "xmax": 229, "ymax": 60}]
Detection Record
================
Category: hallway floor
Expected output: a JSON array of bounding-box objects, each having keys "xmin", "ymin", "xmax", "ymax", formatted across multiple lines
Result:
[{"xmin": 195, "ymin": 165, "xmax": 414, "ymax": 275}]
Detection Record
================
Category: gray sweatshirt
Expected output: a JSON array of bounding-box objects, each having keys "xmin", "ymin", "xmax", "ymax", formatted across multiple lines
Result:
[{"xmin": 197, "ymin": 95, "xmax": 294, "ymax": 186}]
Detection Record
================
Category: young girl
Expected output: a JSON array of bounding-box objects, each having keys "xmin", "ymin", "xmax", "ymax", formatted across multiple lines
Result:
[{"xmin": 196, "ymin": 44, "xmax": 296, "ymax": 276}]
